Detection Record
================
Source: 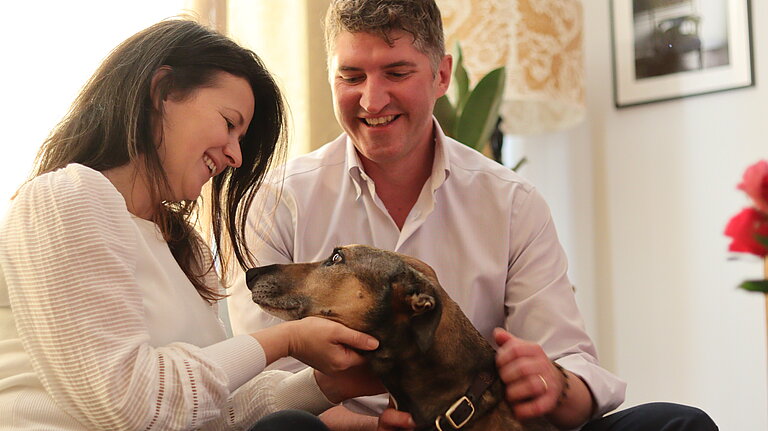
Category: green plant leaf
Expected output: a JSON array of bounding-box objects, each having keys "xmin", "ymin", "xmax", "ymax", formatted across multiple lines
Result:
[
  {"xmin": 433, "ymin": 95, "xmax": 456, "ymax": 138},
  {"xmin": 452, "ymin": 43, "xmax": 470, "ymax": 113},
  {"xmin": 738, "ymin": 279, "xmax": 768, "ymax": 293},
  {"xmin": 510, "ymin": 156, "xmax": 527, "ymax": 172},
  {"xmin": 755, "ymin": 234, "xmax": 768, "ymax": 250},
  {"xmin": 454, "ymin": 66, "xmax": 506, "ymax": 151}
]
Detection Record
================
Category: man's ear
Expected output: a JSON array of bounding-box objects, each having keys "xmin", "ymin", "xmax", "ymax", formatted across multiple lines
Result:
[
  {"xmin": 149, "ymin": 66, "xmax": 173, "ymax": 111},
  {"xmin": 435, "ymin": 53, "xmax": 452, "ymax": 98}
]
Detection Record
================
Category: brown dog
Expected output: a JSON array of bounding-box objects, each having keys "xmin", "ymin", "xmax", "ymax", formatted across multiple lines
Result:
[{"xmin": 246, "ymin": 245, "xmax": 554, "ymax": 431}]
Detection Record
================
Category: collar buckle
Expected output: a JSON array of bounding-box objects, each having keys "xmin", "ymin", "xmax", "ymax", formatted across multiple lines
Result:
[{"xmin": 435, "ymin": 396, "xmax": 474, "ymax": 430}]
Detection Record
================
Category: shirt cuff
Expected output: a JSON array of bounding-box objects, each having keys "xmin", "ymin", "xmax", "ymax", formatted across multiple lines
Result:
[
  {"xmin": 273, "ymin": 367, "xmax": 338, "ymax": 415},
  {"xmin": 202, "ymin": 334, "xmax": 266, "ymax": 392},
  {"xmin": 554, "ymin": 355, "xmax": 627, "ymax": 418}
]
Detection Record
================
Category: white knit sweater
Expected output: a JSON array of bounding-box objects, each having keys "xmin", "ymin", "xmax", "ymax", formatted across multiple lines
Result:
[{"xmin": 0, "ymin": 164, "xmax": 334, "ymax": 430}]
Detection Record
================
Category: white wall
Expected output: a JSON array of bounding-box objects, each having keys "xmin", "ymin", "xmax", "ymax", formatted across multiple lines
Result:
[
  {"xmin": 4, "ymin": 2, "xmax": 766, "ymax": 428},
  {"xmin": 517, "ymin": 2, "xmax": 767, "ymax": 429},
  {"xmin": 0, "ymin": 1, "xmax": 185, "ymax": 217}
]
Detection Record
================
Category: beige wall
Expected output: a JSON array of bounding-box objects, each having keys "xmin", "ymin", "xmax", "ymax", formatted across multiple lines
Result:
[
  {"xmin": 306, "ymin": 0, "xmax": 344, "ymax": 150},
  {"xmin": 516, "ymin": 2, "xmax": 768, "ymax": 429},
  {"xmin": 228, "ymin": 3, "xmax": 768, "ymax": 428},
  {"xmin": 228, "ymin": 0, "xmax": 340, "ymax": 157}
]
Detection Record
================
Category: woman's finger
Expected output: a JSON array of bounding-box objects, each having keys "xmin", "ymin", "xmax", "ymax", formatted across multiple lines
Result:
[{"xmin": 329, "ymin": 320, "xmax": 379, "ymax": 351}]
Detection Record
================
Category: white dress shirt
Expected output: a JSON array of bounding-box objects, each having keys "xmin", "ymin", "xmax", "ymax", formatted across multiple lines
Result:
[{"xmin": 227, "ymin": 121, "xmax": 626, "ymax": 419}]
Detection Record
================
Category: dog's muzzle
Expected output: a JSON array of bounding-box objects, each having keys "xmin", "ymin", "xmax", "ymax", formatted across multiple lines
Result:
[{"xmin": 245, "ymin": 265, "xmax": 280, "ymax": 290}]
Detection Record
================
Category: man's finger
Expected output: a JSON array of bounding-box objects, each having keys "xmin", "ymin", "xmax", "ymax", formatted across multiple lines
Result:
[
  {"xmin": 493, "ymin": 327, "xmax": 515, "ymax": 346},
  {"xmin": 512, "ymin": 392, "xmax": 557, "ymax": 421},
  {"xmin": 379, "ymin": 408, "xmax": 415, "ymax": 430},
  {"xmin": 496, "ymin": 339, "xmax": 528, "ymax": 365}
]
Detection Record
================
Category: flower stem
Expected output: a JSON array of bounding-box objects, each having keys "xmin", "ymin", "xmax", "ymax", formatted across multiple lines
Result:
[{"xmin": 764, "ymin": 258, "xmax": 768, "ymax": 348}]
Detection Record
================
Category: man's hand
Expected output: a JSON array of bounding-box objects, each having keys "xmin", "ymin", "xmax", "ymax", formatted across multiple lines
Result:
[
  {"xmin": 494, "ymin": 328, "xmax": 595, "ymax": 429},
  {"xmin": 494, "ymin": 328, "xmax": 563, "ymax": 419},
  {"xmin": 318, "ymin": 399, "xmax": 414, "ymax": 431},
  {"xmin": 314, "ymin": 365, "xmax": 386, "ymax": 404},
  {"xmin": 377, "ymin": 408, "xmax": 415, "ymax": 431},
  {"xmin": 319, "ymin": 405, "xmax": 378, "ymax": 431}
]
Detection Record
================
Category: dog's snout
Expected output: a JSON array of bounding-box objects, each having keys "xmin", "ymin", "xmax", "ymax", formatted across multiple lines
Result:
[{"xmin": 246, "ymin": 265, "xmax": 279, "ymax": 289}]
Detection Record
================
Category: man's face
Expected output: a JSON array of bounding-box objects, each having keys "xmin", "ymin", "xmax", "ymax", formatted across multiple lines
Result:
[{"xmin": 329, "ymin": 30, "xmax": 451, "ymax": 168}]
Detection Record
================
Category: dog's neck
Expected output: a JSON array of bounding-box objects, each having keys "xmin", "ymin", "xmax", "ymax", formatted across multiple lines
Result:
[{"xmin": 367, "ymin": 298, "xmax": 504, "ymax": 428}]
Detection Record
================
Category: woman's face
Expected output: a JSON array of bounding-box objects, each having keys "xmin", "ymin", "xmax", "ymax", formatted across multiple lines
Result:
[{"xmin": 158, "ymin": 71, "xmax": 254, "ymax": 201}]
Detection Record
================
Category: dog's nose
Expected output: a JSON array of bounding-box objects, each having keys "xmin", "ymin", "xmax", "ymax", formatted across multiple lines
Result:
[{"xmin": 245, "ymin": 265, "xmax": 279, "ymax": 290}]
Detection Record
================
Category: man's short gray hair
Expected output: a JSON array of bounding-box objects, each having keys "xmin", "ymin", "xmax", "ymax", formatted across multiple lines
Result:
[{"xmin": 324, "ymin": 0, "xmax": 446, "ymax": 72}]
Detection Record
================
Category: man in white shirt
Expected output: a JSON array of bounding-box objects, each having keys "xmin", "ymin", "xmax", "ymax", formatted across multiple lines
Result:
[{"xmin": 228, "ymin": 1, "xmax": 718, "ymax": 430}]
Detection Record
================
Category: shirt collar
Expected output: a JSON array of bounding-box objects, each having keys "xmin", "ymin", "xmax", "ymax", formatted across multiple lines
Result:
[
  {"xmin": 344, "ymin": 135, "xmax": 366, "ymax": 199},
  {"xmin": 430, "ymin": 117, "xmax": 451, "ymax": 192},
  {"xmin": 345, "ymin": 117, "xmax": 452, "ymax": 199}
]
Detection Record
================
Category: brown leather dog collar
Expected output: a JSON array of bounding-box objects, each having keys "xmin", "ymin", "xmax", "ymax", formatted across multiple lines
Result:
[{"xmin": 416, "ymin": 370, "xmax": 500, "ymax": 431}]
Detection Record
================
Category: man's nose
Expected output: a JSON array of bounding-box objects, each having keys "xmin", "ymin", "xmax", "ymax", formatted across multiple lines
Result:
[{"xmin": 360, "ymin": 78, "xmax": 390, "ymax": 114}]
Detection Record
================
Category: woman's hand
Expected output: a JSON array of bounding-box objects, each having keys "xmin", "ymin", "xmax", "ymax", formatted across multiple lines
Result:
[
  {"xmin": 287, "ymin": 317, "xmax": 379, "ymax": 373},
  {"xmin": 252, "ymin": 317, "xmax": 379, "ymax": 374}
]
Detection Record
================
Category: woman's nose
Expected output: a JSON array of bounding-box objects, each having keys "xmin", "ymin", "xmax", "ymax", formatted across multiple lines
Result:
[{"xmin": 223, "ymin": 136, "xmax": 242, "ymax": 168}]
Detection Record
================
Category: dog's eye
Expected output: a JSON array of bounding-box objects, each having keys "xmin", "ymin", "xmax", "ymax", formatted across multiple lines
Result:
[{"xmin": 325, "ymin": 248, "xmax": 345, "ymax": 266}]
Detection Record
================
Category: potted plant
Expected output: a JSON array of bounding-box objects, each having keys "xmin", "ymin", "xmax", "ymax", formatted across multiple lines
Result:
[{"xmin": 433, "ymin": 44, "xmax": 525, "ymax": 170}]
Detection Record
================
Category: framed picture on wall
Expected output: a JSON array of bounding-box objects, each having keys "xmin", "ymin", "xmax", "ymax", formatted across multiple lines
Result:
[{"xmin": 610, "ymin": 0, "xmax": 754, "ymax": 108}]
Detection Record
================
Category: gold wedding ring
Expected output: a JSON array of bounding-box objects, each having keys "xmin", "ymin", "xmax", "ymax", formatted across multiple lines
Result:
[{"xmin": 537, "ymin": 374, "xmax": 548, "ymax": 392}]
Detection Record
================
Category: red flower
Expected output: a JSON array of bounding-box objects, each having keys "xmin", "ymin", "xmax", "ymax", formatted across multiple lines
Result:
[
  {"xmin": 737, "ymin": 160, "xmax": 768, "ymax": 213},
  {"xmin": 724, "ymin": 207, "xmax": 768, "ymax": 257}
]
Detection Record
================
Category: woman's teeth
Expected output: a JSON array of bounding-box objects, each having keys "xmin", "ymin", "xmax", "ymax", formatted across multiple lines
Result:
[
  {"xmin": 364, "ymin": 115, "xmax": 395, "ymax": 126},
  {"xmin": 203, "ymin": 155, "xmax": 216, "ymax": 176}
]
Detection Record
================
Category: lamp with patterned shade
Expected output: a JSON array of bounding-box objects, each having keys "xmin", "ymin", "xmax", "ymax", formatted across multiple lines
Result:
[{"xmin": 437, "ymin": 0, "xmax": 584, "ymax": 135}]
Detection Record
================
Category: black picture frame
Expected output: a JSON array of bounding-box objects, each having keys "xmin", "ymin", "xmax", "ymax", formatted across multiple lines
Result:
[{"xmin": 611, "ymin": 0, "xmax": 754, "ymax": 108}]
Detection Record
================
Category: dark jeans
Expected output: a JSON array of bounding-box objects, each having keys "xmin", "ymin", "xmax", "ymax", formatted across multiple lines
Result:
[
  {"xmin": 582, "ymin": 402, "xmax": 718, "ymax": 431},
  {"xmin": 247, "ymin": 402, "xmax": 717, "ymax": 431},
  {"xmin": 248, "ymin": 410, "xmax": 330, "ymax": 431}
]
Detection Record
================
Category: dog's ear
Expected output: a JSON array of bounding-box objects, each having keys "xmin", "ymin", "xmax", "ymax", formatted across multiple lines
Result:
[
  {"xmin": 391, "ymin": 256, "xmax": 443, "ymax": 353},
  {"xmin": 407, "ymin": 289, "xmax": 442, "ymax": 353},
  {"xmin": 408, "ymin": 293, "xmax": 436, "ymax": 315}
]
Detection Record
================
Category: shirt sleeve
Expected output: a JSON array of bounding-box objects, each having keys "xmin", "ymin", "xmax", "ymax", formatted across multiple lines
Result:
[
  {"xmin": 199, "ymin": 348, "xmax": 336, "ymax": 430},
  {"xmin": 227, "ymin": 183, "xmax": 299, "ymax": 339},
  {"xmin": 504, "ymin": 186, "xmax": 626, "ymax": 418},
  {"xmin": 0, "ymin": 166, "xmax": 306, "ymax": 430}
]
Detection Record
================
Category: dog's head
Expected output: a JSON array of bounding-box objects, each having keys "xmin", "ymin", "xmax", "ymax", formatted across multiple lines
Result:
[{"xmin": 246, "ymin": 245, "xmax": 443, "ymax": 353}]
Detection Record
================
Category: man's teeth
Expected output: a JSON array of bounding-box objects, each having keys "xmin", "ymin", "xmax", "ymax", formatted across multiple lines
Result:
[
  {"xmin": 364, "ymin": 115, "xmax": 395, "ymax": 126},
  {"xmin": 203, "ymin": 155, "xmax": 216, "ymax": 175}
]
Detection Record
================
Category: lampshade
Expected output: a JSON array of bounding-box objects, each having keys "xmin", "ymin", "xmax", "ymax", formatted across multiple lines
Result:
[{"xmin": 438, "ymin": 0, "xmax": 585, "ymax": 135}]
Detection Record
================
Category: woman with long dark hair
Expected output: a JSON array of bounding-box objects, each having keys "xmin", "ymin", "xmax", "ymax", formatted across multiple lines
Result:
[{"xmin": 0, "ymin": 19, "xmax": 382, "ymax": 431}]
